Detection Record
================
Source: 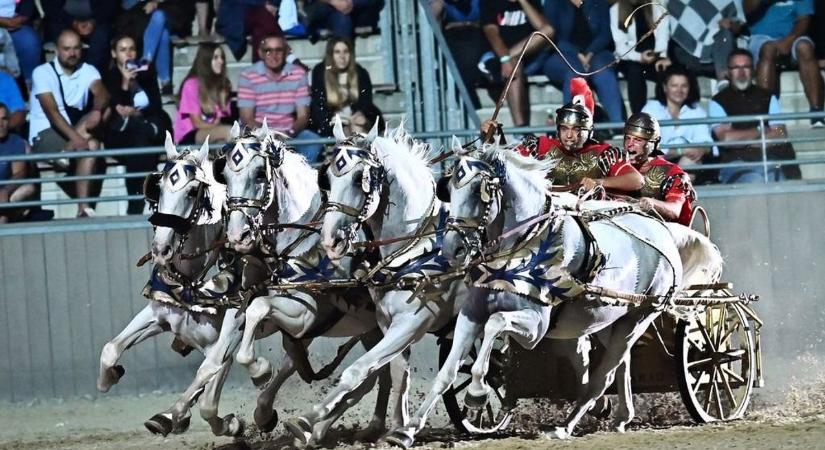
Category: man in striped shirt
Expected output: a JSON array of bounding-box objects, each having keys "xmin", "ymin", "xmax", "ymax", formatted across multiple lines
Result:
[{"xmin": 238, "ymin": 34, "xmax": 324, "ymax": 162}]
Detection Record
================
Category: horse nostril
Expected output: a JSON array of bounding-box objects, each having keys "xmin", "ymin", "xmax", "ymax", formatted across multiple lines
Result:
[
  {"xmin": 161, "ymin": 245, "xmax": 172, "ymax": 257},
  {"xmin": 240, "ymin": 229, "xmax": 252, "ymax": 242}
]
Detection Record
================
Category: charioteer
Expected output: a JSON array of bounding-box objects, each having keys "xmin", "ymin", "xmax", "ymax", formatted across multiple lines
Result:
[{"xmin": 480, "ymin": 77, "xmax": 643, "ymax": 194}]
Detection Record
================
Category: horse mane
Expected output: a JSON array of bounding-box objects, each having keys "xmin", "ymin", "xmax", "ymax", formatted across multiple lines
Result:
[
  {"xmin": 372, "ymin": 122, "xmax": 435, "ymax": 211},
  {"xmin": 273, "ymin": 149, "xmax": 318, "ymax": 223},
  {"xmin": 476, "ymin": 141, "xmax": 557, "ymax": 216}
]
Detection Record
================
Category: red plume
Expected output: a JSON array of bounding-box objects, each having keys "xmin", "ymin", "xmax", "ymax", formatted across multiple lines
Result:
[{"xmin": 569, "ymin": 77, "xmax": 594, "ymax": 117}]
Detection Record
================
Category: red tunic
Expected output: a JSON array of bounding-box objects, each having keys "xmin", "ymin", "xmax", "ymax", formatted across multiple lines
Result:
[
  {"xmin": 516, "ymin": 135, "xmax": 637, "ymax": 186},
  {"xmin": 639, "ymin": 157, "xmax": 696, "ymax": 226}
]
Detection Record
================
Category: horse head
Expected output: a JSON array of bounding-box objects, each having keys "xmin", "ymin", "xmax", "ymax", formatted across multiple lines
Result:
[
  {"xmin": 220, "ymin": 119, "xmax": 296, "ymax": 253},
  {"xmin": 147, "ymin": 132, "xmax": 218, "ymax": 266},
  {"xmin": 322, "ymin": 115, "xmax": 383, "ymax": 260}
]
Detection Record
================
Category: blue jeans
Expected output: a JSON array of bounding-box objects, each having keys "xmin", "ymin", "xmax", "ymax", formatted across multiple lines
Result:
[
  {"xmin": 306, "ymin": 0, "xmax": 384, "ymax": 38},
  {"xmin": 719, "ymin": 166, "xmax": 787, "ymax": 184},
  {"xmin": 144, "ymin": 10, "xmax": 172, "ymax": 84},
  {"xmin": 543, "ymin": 42, "xmax": 624, "ymax": 123},
  {"xmin": 11, "ymin": 25, "xmax": 41, "ymax": 83},
  {"xmin": 293, "ymin": 129, "xmax": 324, "ymax": 163}
]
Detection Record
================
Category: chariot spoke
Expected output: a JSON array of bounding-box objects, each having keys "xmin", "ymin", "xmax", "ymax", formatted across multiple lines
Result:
[
  {"xmin": 714, "ymin": 306, "xmax": 728, "ymax": 348},
  {"xmin": 719, "ymin": 368, "xmax": 739, "ymax": 410},
  {"xmin": 687, "ymin": 357, "xmax": 714, "ymax": 370},
  {"xmin": 698, "ymin": 321, "xmax": 716, "ymax": 352},
  {"xmin": 453, "ymin": 377, "xmax": 472, "ymax": 394},
  {"xmin": 486, "ymin": 403, "xmax": 495, "ymax": 423},
  {"xmin": 721, "ymin": 365, "xmax": 746, "ymax": 384},
  {"xmin": 492, "ymin": 386, "xmax": 505, "ymax": 403},
  {"xmin": 718, "ymin": 320, "xmax": 741, "ymax": 347}
]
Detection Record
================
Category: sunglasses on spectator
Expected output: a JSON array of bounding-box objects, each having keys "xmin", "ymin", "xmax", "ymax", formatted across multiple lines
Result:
[{"xmin": 728, "ymin": 65, "xmax": 753, "ymax": 71}]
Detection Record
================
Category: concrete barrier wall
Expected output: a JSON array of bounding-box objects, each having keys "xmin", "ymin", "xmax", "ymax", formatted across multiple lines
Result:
[{"xmin": 1, "ymin": 188, "xmax": 823, "ymax": 402}]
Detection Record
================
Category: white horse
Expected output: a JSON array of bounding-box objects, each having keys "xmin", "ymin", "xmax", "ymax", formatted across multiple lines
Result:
[
  {"xmin": 97, "ymin": 135, "xmax": 246, "ymax": 437},
  {"xmin": 386, "ymin": 141, "xmax": 723, "ymax": 447},
  {"xmin": 284, "ymin": 119, "xmax": 474, "ymax": 446},
  {"xmin": 221, "ymin": 121, "xmax": 394, "ymax": 438}
]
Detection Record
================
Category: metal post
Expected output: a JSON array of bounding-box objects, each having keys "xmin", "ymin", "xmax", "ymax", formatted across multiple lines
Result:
[
  {"xmin": 379, "ymin": 0, "xmax": 396, "ymax": 86},
  {"xmin": 759, "ymin": 117, "xmax": 768, "ymax": 183},
  {"xmin": 419, "ymin": 1, "xmax": 437, "ymax": 133}
]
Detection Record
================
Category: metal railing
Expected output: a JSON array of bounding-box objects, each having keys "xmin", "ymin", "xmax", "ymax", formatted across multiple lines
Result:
[{"xmin": 1, "ymin": 112, "xmax": 823, "ymax": 211}]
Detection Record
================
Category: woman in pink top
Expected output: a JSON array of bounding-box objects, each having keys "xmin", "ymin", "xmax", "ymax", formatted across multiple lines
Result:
[{"xmin": 174, "ymin": 43, "xmax": 233, "ymax": 144}]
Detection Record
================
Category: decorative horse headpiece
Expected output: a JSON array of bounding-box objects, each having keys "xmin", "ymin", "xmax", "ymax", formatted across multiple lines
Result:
[
  {"xmin": 144, "ymin": 132, "xmax": 220, "ymax": 234},
  {"xmin": 327, "ymin": 114, "xmax": 384, "ymax": 217}
]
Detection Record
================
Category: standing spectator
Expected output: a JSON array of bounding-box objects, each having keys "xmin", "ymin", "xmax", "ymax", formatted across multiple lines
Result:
[
  {"xmin": 174, "ymin": 42, "xmax": 233, "ymax": 144},
  {"xmin": 103, "ymin": 35, "xmax": 171, "ymax": 215},
  {"xmin": 709, "ymin": 49, "xmax": 800, "ymax": 183},
  {"xmin": 304, "ymin": 0, "xmax": 385, "ymax": 40},
  {"xmin": 117, "ymin": 0, "xmax": 174, "ymax": 96},
  {"xmin": 642, "ymin": 65, "xmax": 714, "ymax": 183},
  {"xmin": 745, "ymin": 0, "xmax": 825, "ymax": 127},
  {"xmin": 610, "ymin": 0, "xmax": 671, "ymax": 114},
  {"xmin": 0, "ymin": 0, "xmax": 41, "ymax": 86},
  {"xmin": 309, "ymin": 36, "xmax": 380, "ymax": 137},
  {"xmin": 667, "ymin": 0, "xmax": 746, "ymax": 83},
  {"xmin": 0, "ymin": 103, "xmax": 38, "ymax": 223},
  {"xmin": 238, "ymin": 34, "xmax": 323, "ymax": 161},
  {"xmin": 479, "ymin": 0, "xmax": 555, "ymax": 129},
  {"xmin": 430, "ymin": 0, "xmax": 493, "ymax": 109},
  {"xmin": 543, "ymin": 0, "xmax": 624, "ymax": 124},
  {"xmin": 216, "ymin": 0, "xmax": 284, "ymax": 62},
  {"xmin": 0, "ymin": 69, "xmax": 25, "ymax": 131},
  {"xmin": 29, "ymin": 29, "xmax": 109, "ymax": 217}
]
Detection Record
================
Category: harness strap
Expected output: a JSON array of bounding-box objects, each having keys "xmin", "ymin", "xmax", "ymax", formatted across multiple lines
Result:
[{"xmin": 571, "ymin": 215, "xmax": 604, "ymax": 282}]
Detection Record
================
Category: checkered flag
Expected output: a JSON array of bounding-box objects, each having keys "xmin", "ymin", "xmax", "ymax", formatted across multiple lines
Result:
[{"xmin": 668, "ymin": 0, "xmax": 745, "ymax": 62}]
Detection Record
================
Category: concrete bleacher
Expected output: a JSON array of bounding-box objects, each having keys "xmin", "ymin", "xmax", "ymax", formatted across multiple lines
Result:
[{"xmin": 40, "ymin": 31, "xmax": 825, "ymax": 218}]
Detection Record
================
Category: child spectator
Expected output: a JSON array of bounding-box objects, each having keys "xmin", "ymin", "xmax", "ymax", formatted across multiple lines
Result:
[
  {"xmin": 309, "ymin": 36, "xmax": 381, "ymax": 137},
  {"xmin": 103, "ymin": 35, "xmax": 172, "ymax": 214},
  {"xmin": 174, "ymin": 42, "xmax": 233, "ymax": 144}
]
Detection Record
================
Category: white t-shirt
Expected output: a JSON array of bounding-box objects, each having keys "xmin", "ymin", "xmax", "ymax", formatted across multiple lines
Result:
[
  {"xmin": 641, "ymin": 100, "xmax": 713, "ymax": 148},
  {"xmin": 29, "ymin": 61, "xmax": 101, "ymax": 144}
]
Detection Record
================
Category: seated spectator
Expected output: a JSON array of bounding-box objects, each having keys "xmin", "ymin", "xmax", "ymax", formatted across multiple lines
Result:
[
  {"xmin": 0, "ymin": 69, "xmax": 25, "ymax": 132},
  {"xmin": 642, "ymin": 65, "xmax": 714, "ymax": 183},
  {"xmin": 479, "ymin": 0, "xmax": 555, "ymax": 129},
  {"xmin": 309, "ymin": 36, "xmax": 381, "ymax": 137},
  {"xmin": 813, "ymin": 0, "xmax": 825, "ymax": 67},
  {"xmin": 216, "ymin": 0, "xmax": 283, "ymax": 62},
  {"xmin": 709, "ymin": 49, "xmax": 801, "ymax": 183},
  {"xmin": 29, "ymin": 29, "xmax": 109, "ymax": 217},
  {"xmin": 429, "ymin": 0, "xmax": 493, "ymax": 109},
  {"xmin": 304, "ymin": 0, "xmax": 385, "ymax": 40},
  {"xmin": 667, "ymin": 0, "xmax": 746, "ymax": 82},
  {"xmin": 745, "ymin": 0, "xmax": 824, "ymax": 127},
  {"xmin": 117, "ymin": 0, "xmax": 174, "ymax": 95},
  {"xmin": 544, "ymin": 0, "xmax": 624, "ymax": 124},
  {"xmin": 174, "ymin": 42, "xmax": 233, "ymax": 144},
  {"xmin": 238, "ymin": 34, "xmax": 323, "ymax": 161},
  {"xmin": 42, "ymin": 0, "xmax": 119, "ymax": 72},
  {"xmin": 0, "ymin": 0, "xmax": 41, "ymax": 86},
  {"xmin": 611, "ymin": 0, "xmax": 671, "ymax": 114},
  {"xmin": 103, "ymin": 35, "xmax": 172, "ymax": 215},
  {"xmin": 0, "ymin": 102, "xmax": 38, "ymax": 223}
]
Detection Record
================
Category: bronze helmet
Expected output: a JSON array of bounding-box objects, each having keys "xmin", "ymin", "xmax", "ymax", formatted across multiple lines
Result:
[
  {"xmin": 555, "ymin": 102, "xmax": 593, "ymax": 149},
  {"xmin": 624, "ymin": 112, "xmax": 661, "ymax": 150}
]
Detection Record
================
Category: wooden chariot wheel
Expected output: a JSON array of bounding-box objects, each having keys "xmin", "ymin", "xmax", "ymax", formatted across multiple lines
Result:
[
  {"xmin": 676, "ymin": 303, "xmax": 756, "ymax": 422},
  {"xmin": 439, "ymin": 336, "xmax": 515, "ymax": 434}
]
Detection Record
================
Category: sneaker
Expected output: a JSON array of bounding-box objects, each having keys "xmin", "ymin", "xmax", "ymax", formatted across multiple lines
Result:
[
  {"xmin": 77, "ymin": 207, "xmax": 96, "ymax": 218},
  {"xmin": 52, "ymin": 157, "xmax": 71, "ymax": 170},
  {"xmin": 812, "ymin": 118, "xmax": 825, "ymax": 129},
  {"xmin": 160, "ymin": 82, "xmax": 173, "ymax": 97}
]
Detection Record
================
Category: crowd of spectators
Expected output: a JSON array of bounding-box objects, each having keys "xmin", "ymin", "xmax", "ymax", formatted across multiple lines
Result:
[
  {"xmin": 0, "ymin": 0, "xmax": 385, "ymax": 222},
  {"xmin": 435, "ymin": 0, "xmax": 822, "ymax": 184}
]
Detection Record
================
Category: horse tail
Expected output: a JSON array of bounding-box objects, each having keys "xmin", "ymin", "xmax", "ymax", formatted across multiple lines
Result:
[{"xmin": 665, "ymin": 223, "xmax": 724, "ymax": 286}]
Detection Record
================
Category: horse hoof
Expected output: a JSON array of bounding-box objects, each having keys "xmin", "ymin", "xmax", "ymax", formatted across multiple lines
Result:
[
  {"xmin": 284, "ymin": 416, "xmax": 312, "ymax": 445},
  {"xmin": 381, "ymin": 429, "xmax": 415, "ymax": 449},
  {"xmin": 225, "ymin": 413, "xmax": 245, "ymax": 437},
  {"xmin": 543, "ymin": 427, "xmax": 571, "ymax": 440},
  {"xmin": 114, "ymin": 365, "xmax": 125, "ymax": 378},
  {"xmin": 144, "ymin": 414, "xmax": 174, "ymax": 437},
  {"xmin": 254, "ymin": 406, "xmax": 278, "ymax": 433},
  {"xmin": 352, "ymin": 422, "xmax": 384, "ymax": 442},
  {"xmin": 463, "ymin": 390, "xmax": 490, "ymax": 409},
  {"xmin": 172, "ymin": 416, "xmax": 191, "ymax": 434}
]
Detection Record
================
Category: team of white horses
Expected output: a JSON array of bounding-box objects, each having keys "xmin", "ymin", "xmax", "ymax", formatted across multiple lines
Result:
[{"xmin": 96, "ymin": 117, "xmax": 723, "ymax": 447}]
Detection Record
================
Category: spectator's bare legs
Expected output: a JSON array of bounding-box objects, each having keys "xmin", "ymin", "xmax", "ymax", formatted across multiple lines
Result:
[
  {"xmin": 75, "ymin": 140, "xmax": 98, "ymax": 217},
  {"xmin": 505, "ymin": 71, "xmax": 529, "ymax": 127},
  {"xmin": 756, "ymin": 41, "xmax": 781, "ymax": 94},
  {"xmin": 795, "ymin": 40, "xmax": 824, "ymax": 109},
  {"xmin": 195, "ymin": 125, "xmax": 232, "ymax": 144},
  {"xmin": 196, "ymin": 1, "xmax": 210, "ymax": 39}
]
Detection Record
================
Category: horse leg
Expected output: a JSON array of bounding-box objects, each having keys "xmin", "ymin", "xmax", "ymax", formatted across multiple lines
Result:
[
  {"xmin": 253, "ymin": 341, "xmax": 298, "ymax": 433},
  {"xmin": 351, "ymin": 327, "xmax": 398, "ymax": 442},
  {"xmin": 593, "ymin": 328, "xmax": 631, "ymax": 427},
  {"xmin": 163, "ymin": 308, "xmax": 243, "ymax": 435},
  {"xmin": 549, "ymin": 312, "xmax": 658, "ymax": 439},
  {"xmin": 235, "ymin": 298, "xmax": 274, "ymax": 386},
  {"xmin": 98, "ymin": 305, "xmax": 164, "ymax": 392},
  {"xmin": 384, "ymin": 312, "xmax": 484, "ymax": 449},
  {"xmin": 465, "ymin": 309, "xmax": 548, "ymax": 407},
  {"xmin": 286, "ymin": 306, "xmax": 432, "ymax": 446},
  {"xmin": 199, "ymin": 356, "xmax": 245, "ymax": 437}
]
